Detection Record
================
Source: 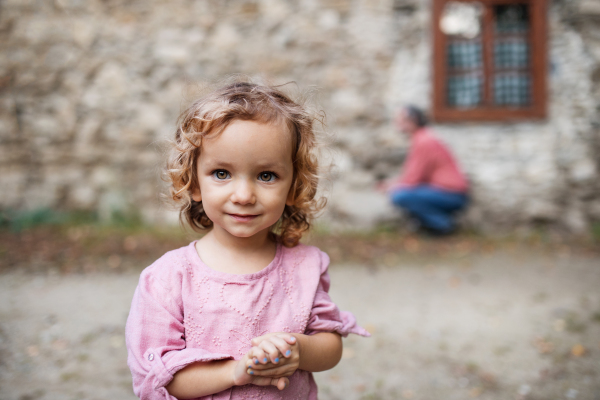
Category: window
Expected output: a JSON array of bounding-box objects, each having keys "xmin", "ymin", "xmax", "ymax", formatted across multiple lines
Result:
[{"xmin": 432, "ymin": 0, "xmax": 548, "ymax": 122}]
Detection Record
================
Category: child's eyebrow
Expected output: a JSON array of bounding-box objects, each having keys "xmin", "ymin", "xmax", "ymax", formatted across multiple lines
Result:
[
  {"xmin": 202, "ymin": 159, "xmax": 234, "ymax": 169},
  {"xmin": 253, "ymin": 161, "xmax": 289, "ymax": 170},
  {"xmin": 201, "ymin": 159, "xmax": 289, "ymax": 171}
]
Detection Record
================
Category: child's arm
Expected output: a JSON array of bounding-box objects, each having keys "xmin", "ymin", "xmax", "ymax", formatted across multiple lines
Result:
[
  {"xmin": 295, "ymin": 332, "xmax": 343, "ymax": 372},
  {"xmin": 166, "ymin": 355, "xmax": 288, "ymax": 399},
  {"xmin": 165, "ymin": 359, "xmax": 238, "ymax": 399}
]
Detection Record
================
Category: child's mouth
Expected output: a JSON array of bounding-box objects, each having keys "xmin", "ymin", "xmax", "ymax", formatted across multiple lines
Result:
[{"xmin": 228, "ymin": 214, "xmax": 259, "ymax": 222}]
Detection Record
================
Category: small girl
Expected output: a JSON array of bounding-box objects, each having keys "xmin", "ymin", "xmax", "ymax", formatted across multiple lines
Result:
[{"xmin": 125, "ymin": 81, "xmax": 369, "ymax": 400}]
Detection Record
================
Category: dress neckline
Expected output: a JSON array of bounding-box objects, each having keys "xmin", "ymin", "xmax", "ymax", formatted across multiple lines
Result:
[{"xmin": 187, "ymin": 240, "xmax": 283, "ymax": 282}]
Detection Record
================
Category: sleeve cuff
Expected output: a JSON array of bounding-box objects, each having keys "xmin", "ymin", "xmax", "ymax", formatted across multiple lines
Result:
[{"xmin": 306, "ymin": 311, "xmax": 371, "ymax": 338}]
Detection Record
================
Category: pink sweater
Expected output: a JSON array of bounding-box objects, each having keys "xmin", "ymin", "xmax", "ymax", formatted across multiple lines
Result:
[
  {"xmin": 125, "ymin": 241, "xmax": 369, "ymax": 400},
  {"xmin": 390, "ymin": 128, "xmax": 469, "ymax": 193}
]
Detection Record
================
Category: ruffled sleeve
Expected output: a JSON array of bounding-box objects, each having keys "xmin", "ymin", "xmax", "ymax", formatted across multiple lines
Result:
[
  {"xmin": 305, "ymin": 251, "xmax": 370, "ymax": 338},
  {"xmin": 125, "ymin": 266, "xmax": 233, "ymax": 399}
]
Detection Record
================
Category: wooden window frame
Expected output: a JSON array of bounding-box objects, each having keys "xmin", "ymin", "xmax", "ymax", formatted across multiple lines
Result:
[{"xmin": 432, "ymin": 0, "xmax": 548, "ymax": 122}]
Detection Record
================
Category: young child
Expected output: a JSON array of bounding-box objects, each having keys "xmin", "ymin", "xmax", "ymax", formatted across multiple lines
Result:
[{"xmin": 125, "ymin": 81, "xmax": 369, "ymax": 400}]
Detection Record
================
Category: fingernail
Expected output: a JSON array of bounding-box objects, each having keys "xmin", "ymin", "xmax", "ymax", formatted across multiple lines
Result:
[
  {"xmin": 254, "ymin": 359, "xmax": 259, "ymax": 364},
  {"xmin": 248, "ymin": 364, "xmax": 253, "ymax": 369},
  {"xmin": 263, "ymin": 358, "xmax": 268, "ymax": 363},
  {"xmin": 249, "ymin": 370, "xmax": 254, "ymax": 375},
  {"xmin": 286, "ymin": 350, "xmax": 291, "ymax": 356},
  {"xmin": 274, "ymin": 357, "xmax": 279, "ymax": 363}
]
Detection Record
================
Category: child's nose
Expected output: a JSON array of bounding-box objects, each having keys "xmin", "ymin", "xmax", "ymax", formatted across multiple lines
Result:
[{"xmin": 231, "ymin": 179, "xmax": 256, "ymax": 205}]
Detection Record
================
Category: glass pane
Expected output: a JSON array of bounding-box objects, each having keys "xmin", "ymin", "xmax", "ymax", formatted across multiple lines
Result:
[
  {"xmin": 442, "ymin": 2, "xmax": 484, "ymax": 108},
  {"xmin": 447, "ymin": 41, "xmax": 482, "ymax": 69},
  {"xmin": 448, "ymin": 74, "xmax": 483, "ymax": 108},
  {"xmin": 495, "ymin": 4, "xmax": 529, "ymax": 34},
  {"xmin": 495, "ymin": 39, "xmax": 529, "ymax": 68},
  {"xmin": 494, "ymin": 73, "xmax": 530, "ymax": 106}
]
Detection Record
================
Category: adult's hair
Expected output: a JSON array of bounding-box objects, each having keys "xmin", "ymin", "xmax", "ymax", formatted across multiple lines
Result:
[
  {"xmin": 164, "ymin": 80, "xmax": 325, "ymax": 247},
  {"xmin": 404, "ymin": 105, "xmax": 428, "ymax": 128}
]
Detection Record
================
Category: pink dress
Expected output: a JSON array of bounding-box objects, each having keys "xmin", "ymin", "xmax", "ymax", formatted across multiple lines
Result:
[{"xmin": 125, "ymin": 241, "xmax": 369, "ymax": 400}]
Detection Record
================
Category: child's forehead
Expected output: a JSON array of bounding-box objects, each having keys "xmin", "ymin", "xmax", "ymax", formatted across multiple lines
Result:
[
  {"xmin": 205, "ymin": 118, "xmax": 292, "ymax": 142},
  {"xmin": 200, "ymin": 119, "xmax": 294, "ymax": 161}
]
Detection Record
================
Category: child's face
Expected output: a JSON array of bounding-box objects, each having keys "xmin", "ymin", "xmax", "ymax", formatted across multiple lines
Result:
[{"xmin": 192, "ymin": 119, "xmax": 295, "ymax": 240}]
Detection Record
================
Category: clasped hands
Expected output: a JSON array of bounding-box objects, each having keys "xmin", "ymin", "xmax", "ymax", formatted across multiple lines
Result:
[{"xmin": 233, "ymin": 332, "xmax": 299, "ymax": 391}]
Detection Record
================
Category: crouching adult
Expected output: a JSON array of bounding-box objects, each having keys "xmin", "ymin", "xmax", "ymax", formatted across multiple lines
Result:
[{"xmin": 383, "ymin": 106, "xmax": 469, "ymax": 235}]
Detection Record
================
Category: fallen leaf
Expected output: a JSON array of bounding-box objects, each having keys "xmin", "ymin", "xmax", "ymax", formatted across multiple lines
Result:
[{"xmin": 571, "ymin": 344, "xmax": 585, "ymax": 357}]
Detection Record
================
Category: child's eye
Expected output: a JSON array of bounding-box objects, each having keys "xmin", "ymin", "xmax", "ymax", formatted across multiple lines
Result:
[
  {"xmin": 213, "ymin": 170, "xmax": 230, "ymax": 180},
  {"xmin": 258, "ymin": 172, "xmax": 276, "ymax": 182}
]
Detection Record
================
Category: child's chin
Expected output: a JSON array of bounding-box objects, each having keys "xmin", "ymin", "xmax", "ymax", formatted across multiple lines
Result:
[{"xmin": 226, "ymin": 227, "xmax": 263, "ymax": 238}]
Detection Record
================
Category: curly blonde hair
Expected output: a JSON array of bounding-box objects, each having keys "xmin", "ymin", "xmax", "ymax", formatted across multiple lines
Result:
[{"xmin": 165, "ymin": 80, "xmax": 325, "ymax": 247}]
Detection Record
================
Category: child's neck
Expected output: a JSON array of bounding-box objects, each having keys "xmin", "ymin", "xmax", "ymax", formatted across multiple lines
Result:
[{"xmin": 195, "ymin": 228, "xmax": 277, "ymax": 275}]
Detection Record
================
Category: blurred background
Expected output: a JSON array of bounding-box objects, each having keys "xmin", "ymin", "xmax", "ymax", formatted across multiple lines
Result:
[{"xmin": 1, "ymin": 0, "xmax": 599, "ymax": 399}]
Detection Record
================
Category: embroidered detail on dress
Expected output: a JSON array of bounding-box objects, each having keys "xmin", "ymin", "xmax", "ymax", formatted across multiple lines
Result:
[
  {"xmin": 183, "ymin": 258, "xmax": 210, "ymax": 347},
  {"xmin": 236, "ymin": 385, "xmax": 270, "ymax": 399},
  {"xmin": 278, "ymin": 247, "xmax": 306, "ymax": 306},
  {"xmin": 184, "ymin": 314, "xmax": 205, "ymax": 347},
  {"xmin": 279, "ymin": 248, "xmax": 311, "ymax": 331},
  {"xmin": 184, "ymin": 260, "xmax": 210, "ymax": 313},
  {"xmin": 221, "ymin": 278, "xmax": 274, "ymax": 356},
  {"xmin": 293, "ymin": 304, "xmax": 310, "ymax": 332},
  {"xmin": 212, "ymin": 336, "xmax": 222, "ymax": 348}
]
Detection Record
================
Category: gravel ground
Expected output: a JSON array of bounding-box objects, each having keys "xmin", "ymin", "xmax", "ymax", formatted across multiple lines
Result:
[{"xmin": 1, "ymin": 247, "xmax": 599, "ymax": 400}]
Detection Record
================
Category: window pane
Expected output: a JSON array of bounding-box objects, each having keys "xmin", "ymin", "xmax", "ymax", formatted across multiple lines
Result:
[
  {"xmin": 494, "ymin": 73, "xmax": 530, "ymax": 106},
  {"xmin": 448, "ymin": 41, "xmax": 482, "ymax": 69},
  {"xmin": 495, "ymin": 39, "xmax": 529, "ymax": 68},
  {"xmin": 442, "ymin": 2, "xmax": 484, "ymax": 108},
  {"xmin": 493, "ymin": 4, "xmax": 531, "ymax": 107},
  {"xmin": 495, "ymin": 4, "xmax": 529, "ymax": 33},
  {"xmin": 448, "ymin": 74, "xmax": 483, "ymax": 108}
]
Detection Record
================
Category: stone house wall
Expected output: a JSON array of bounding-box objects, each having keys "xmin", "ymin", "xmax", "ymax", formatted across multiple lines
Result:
[{"xmin": 1, "ymin": 0, "xmax": 599, "ymax": 233}]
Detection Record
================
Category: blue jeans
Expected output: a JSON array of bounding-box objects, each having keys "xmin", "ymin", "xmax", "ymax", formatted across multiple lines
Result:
[{"xmin": 391, "ymin": 186, "xmax": 468, "ymax": 233}]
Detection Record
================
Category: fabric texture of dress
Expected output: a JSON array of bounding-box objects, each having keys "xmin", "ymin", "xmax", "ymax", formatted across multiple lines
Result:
[{"xmin": 125, "ymin": 241, "xmax": 369, "ymax": 400}]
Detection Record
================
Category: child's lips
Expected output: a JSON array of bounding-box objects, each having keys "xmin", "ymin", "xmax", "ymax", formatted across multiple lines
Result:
[{"xmin": 228, "ymin": 213, "xmax": 259, "ymax": 222}]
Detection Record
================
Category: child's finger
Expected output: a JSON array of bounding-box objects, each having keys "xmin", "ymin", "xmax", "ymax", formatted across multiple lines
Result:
[
  {"xmin": 276, "ymin": 333, "xmax": 297, "ymax": 346},
  {"xmin": 258, "ymin": 340, "xmax": 282, "ymax": 363},
  {"xmin": 246, "ymin": 364, "xmax": 295, "ymax": 378},
  {"xmin": 266, "ymin": 335, "xmax": 292, "ymax": 359},
  {"xmin": 275, "ymin": 377, "xmax": 289, "ymax": 391},
  {"xmin": 248, "ymin": 346, "xmax": 269, "ymax": 365},
  {"xmin": 248, "ymin": 375, "xmax": 288, "ymax": 390},
  {"xmin": 247, "ymin": 357, "xmax": 290, "ymax": 370}
]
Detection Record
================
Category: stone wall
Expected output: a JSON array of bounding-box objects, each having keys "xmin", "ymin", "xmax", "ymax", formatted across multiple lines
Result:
[{"xmin": 1, "ymin": 0, "xmax": 599, "ymax": 234}]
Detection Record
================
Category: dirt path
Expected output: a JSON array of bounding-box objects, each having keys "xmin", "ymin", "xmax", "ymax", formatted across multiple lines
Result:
[{"xmin": 1, "ymin": 249, "xmax": 599, "ymax": 400}]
